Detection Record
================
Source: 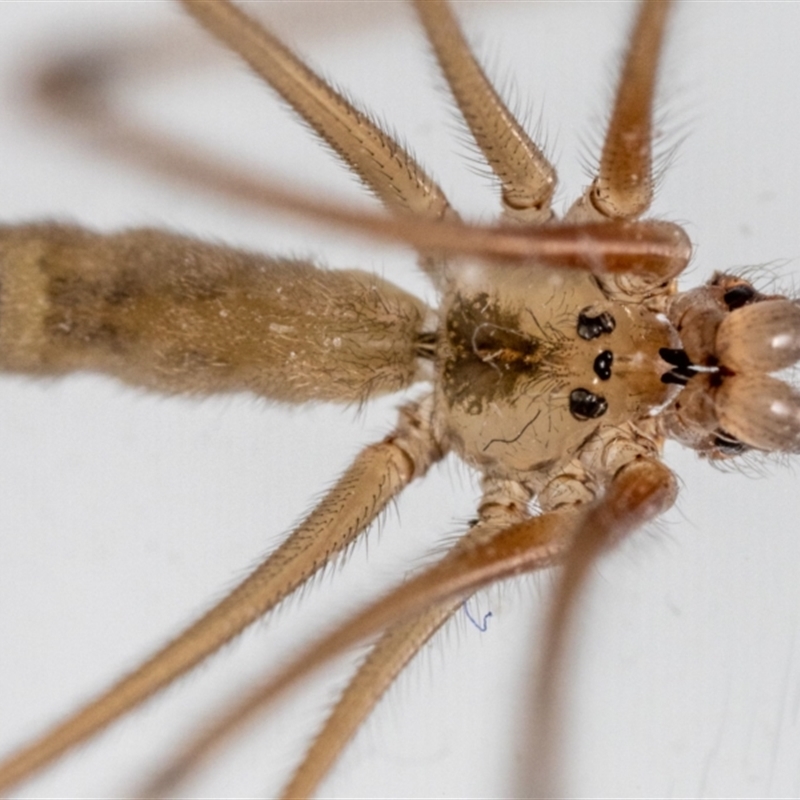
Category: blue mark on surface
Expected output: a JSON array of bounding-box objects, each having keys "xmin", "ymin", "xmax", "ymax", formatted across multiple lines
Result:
[{"xmin": 463, "ymin": 600, "xmax": 492, "ymax": 632}]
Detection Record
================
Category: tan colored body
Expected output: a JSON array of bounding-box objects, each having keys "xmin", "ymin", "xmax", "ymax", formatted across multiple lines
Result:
[
  {"xmin": 1, "ymin": 3, "xmax": 800, "ymax": 799},
  {"xmin": 0, "ymin": 224, "xmax": 428, "ymax": 403},
  {"xmin": 0, "ymin": 218, "xmax": 675, "ymax": 483}
]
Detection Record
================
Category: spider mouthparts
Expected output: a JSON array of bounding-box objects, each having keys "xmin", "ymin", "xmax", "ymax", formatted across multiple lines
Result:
[{"xmin": 659, "ymin": 347, "xmax": 701, "ymax": 383}]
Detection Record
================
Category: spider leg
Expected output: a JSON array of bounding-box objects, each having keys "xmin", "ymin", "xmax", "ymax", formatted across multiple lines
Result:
[
  {"xmin": 177, "ymin": 0, "xmax": 463, "ymax": 287},
  {"xmin": 139, "ymin": 499, "xmax": 576, "ymax": 796},
  {"xmin": 280, "ymin": 479, "xmax": 532, "ymax": 799},
  {"xmin": 109, "ymin": 161, "xmax": 687, "ymax": 278},
  {"xmin": 15, "ymin": 88, "xmax": 694, "ymax": 283},
  {"xmin": 0, "ymin": 397, "xmax": 443, "ymax": 794},
  {"xmin": 178, "ymin": 0, "xmax": 452, "ymax": 224},
  {"xmin": 413, "ymin": 0, "xmax": 556, "ymax": 225},
  {"xmin": 25, "ymin": 3, "xmax": 689, "ymax": 284},
  {"xmin": 568, "ymin": 0, "xmax": 673, "ymax": 223},
  {"xmin": 281, "ymin": 599, "xmax": 462, "ymax": 799},
  {"xmin": 533, "ymin": 455, "xmax": 678, "ymax": 796},
  {"xmin": 138, "ymin": 446, "xmax": 676, "ymax": 797}
]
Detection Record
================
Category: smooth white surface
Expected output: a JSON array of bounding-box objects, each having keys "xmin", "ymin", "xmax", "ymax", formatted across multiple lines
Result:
[{"xmin": 0, "ymin": 2, "xmax": 799, "ymax": 798}]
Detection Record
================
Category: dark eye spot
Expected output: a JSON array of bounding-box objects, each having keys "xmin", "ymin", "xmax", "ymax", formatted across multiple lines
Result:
[
  {"xmin": 723, "ymin": 284, "xmax": 756, "ymax": 310},
  {"xmin": 593, "ymin": 350, "xmax": 613, "ymax": 380},
  {"xmin": 569, "ymin": 388, "xmax": 608, "ymax": 420},
  {"xmin": 577, "ymin": 309, "xmax": 616, "ymax": 340}
]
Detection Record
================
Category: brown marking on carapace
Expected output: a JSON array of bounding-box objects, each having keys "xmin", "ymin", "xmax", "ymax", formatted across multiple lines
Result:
[{"xmin": 442, "ymin": 291, "xmax": 563, "ymax": 415}]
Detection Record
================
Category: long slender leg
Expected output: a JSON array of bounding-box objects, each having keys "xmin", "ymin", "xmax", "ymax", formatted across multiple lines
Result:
[
  {"xmin": 137, "ymin": 449, "xmax": 677, "ymax": 796},
  {"xmin": 137, "ymin": 507, "xmax": 582, "ymax": 795},
  {"xmin": 568, "ymin": 1, "xmax": 673, "ymax": 222},
  {"xmin": 280, "ymin": 479, "xmax": 532, "ymax": 799},
  {"xmin": 179, "ymin": 0, "xmax": 451, "ymax": 225},
  {"xmin": 29, "ymin": 6, "xmax": 688, "ymax": 285},
  {"xmin": 96, "ymin": 138, "xmax": 688, "ymax": 279},
  {"xmin": 139, "ymin": 511, "xmax": 578, "ymax": 795},
  {"xmin": 0, "ymin": 398, "xmax": 443, "ymax": 794},
  {"xmin": 283, "ymin": 604, "xmax": 462, "ymax": 799},
  {"xmin": 413, "ymin": 0, "xmax": 556, "ymax": 224},
  {"xmin": 532, "ymin": 456, "xmax": 678, "ymax": 796},
  {"xmin": 25, "ymin": 75, "xmax": 693, "ymax": 284}
]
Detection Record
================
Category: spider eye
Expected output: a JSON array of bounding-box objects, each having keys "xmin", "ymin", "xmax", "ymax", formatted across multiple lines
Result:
[
  {"xmin": 593, "ymin": 350, "xmax": 613, "ymax": 380},
  {"xmin": 723, "ymin": 283, "xmax": 756, "ymax": 310},
  {"xmin": 577, "ymin": 309, "xmax": 616, "ymax": 340},
  {"xmin": 569, "ymin": 388, "xmax": 608, "ymax": 420}
]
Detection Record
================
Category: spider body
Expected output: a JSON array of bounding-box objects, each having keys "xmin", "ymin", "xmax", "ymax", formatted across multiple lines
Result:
[{"xmin": 1, "ymin": 3, "xmax": 800, "ymax": 799}]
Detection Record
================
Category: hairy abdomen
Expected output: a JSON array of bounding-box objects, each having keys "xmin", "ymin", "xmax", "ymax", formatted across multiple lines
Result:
[{"xmin": 0, "ymin": 224, "xmax": 429, "ymax": 402}]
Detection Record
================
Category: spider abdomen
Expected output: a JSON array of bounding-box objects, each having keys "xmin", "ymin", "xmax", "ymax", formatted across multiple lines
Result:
[{"xmin": 0, "ymin": 223, "xmax": 430, "ymax": 403}]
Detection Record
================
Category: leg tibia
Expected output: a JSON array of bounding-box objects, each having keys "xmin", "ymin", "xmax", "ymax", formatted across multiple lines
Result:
[{"xmin": 0, "ymin": 224, "xmax": 431, "ymax": 402}]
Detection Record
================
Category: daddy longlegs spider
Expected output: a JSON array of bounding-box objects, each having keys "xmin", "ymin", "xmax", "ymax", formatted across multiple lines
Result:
[{"xmin": 1, "ymin": 2, "xmax": 800, "ymax": 797}]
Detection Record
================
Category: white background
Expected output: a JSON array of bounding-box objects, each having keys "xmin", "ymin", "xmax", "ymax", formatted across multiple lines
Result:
[{"xmin": 1, "ymin": 2, "xmax": 800, "ymax": 798}]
